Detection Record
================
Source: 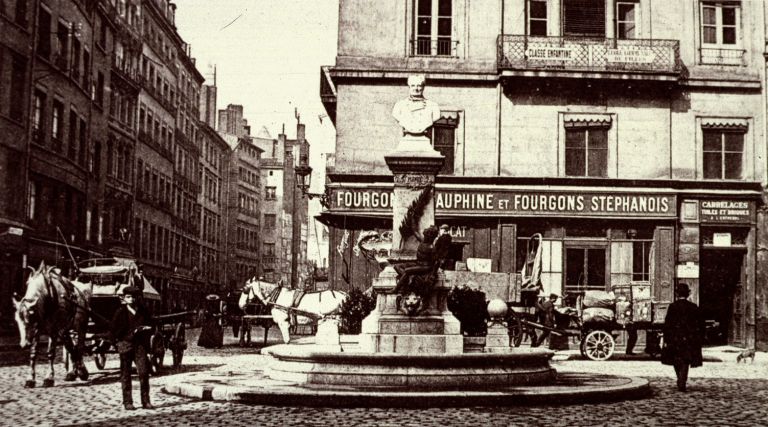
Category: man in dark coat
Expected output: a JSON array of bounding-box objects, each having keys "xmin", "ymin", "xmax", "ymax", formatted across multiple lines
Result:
[
  {"xmin": 532, "ymin": 293, "xmax": 559, "ymax": 347},
  {"xmin": 662, "ymin": 283, "xmax": 704, "ymax": 392},
  {"xmin": 434, "ymin": 224, "xmax": 453, "ymax": 269},
  {"xmin": 111, "ymin": 286, "xmax": 154, "ymax": 410}
]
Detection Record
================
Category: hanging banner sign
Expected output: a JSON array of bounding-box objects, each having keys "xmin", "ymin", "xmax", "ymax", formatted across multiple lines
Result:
[
  {"xmin": 700, "ymin": 200, "xmax": 755, "ymax": 223},
  {"xmin": 331, "ymin": 188, "xmax": 677, "ymax": 218},
  {"xmin": 525, "ymin": 46, "xmax": 576, "ymax": 61}
]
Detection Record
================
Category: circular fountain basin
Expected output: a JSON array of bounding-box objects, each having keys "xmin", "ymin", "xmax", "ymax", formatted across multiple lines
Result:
[{"xmin": 263, "ymin": 344, "xmax": 556, "ymax": 389}]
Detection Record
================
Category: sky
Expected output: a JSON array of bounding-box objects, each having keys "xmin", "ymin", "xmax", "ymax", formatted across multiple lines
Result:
[{"xmin": 174, "ymin": 0, "xmax": 339, "ymax": 194}]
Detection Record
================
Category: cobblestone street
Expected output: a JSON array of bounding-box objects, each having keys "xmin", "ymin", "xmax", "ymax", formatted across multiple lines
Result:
[{"xmin": 0, "ymin": 328, "xmax": 766, "ymax": 426}]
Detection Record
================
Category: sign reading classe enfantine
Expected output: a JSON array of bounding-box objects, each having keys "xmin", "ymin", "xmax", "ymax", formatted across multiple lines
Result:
[{"xmin": 331, "ymin": 188, "xmax": 677, "ymax": 218}]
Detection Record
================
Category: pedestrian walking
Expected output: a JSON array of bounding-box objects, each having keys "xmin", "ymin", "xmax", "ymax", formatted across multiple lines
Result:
[
  {"xmin": 198, "ymin": 294, "xmax": 224, "ymax": 348},
  {"xmin": 532, "ymin": 293, "xmax": 559, "ymax": 348},
  {"xmin": 661, "ymin": 283, "xmax": 704, "ymax": 392},
  {"xmin": 111, "ymin": 286, "xmax": 154, "ymax": 410}
]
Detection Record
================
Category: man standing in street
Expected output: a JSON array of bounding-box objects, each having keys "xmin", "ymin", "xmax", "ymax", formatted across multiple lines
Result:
[
  {"xmin": 532, "ymin": 293, "xmax": 559, "ymax": 348},
  {"xmin": 662, "ymin": 283, "xmax": 704, "ymax": 392},
  {"xmin": 434, "ymin": 224, "xmax": 453, "ymax": 270},
  {"xmin": 111, "ymin": 286, "xmax": 154, "ymax": 410}
]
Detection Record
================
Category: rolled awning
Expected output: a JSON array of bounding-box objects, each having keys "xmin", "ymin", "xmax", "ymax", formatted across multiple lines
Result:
[{"xmin": 563, "ymin": 113, "xmax": 612, "ymax": 128}]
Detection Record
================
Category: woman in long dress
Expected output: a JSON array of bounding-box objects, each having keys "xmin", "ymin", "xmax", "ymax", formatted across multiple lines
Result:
[{"xmin": 197, "ymin": 295, "xmax": 224, "ymax": 348}]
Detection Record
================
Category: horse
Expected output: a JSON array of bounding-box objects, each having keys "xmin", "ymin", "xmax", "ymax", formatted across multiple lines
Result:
[
  {"xmin": 13, "ymin": 262, "xmax": 92, "ymax": 388},
  {"xmin": 240, "ymin": 278, "xmax": 348, "ymax": 344}
]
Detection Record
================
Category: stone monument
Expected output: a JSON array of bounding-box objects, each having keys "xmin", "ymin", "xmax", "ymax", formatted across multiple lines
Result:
[{"xmin": 359, "ymin": 75, "xmax": 462, "ymax": 354}]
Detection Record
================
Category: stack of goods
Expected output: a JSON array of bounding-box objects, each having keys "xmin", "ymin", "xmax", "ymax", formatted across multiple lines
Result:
[
  {"xmin": 611, "ymin": 286, "xmax": 633, "ymax": 326},
  {"xmin": 581, "ymin": 291, "xmax": 616, "ymax": 324},
  {"xmin": 632, "ymin": 284, "xmax": 652, "ymax": 322}
]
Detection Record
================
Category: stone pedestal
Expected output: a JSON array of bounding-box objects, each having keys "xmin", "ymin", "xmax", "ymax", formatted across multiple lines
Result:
[
  {"xmin": 484, "ymin": 322, "xmax": 511, "ymax": 353},
  {"xmin": 359, "ymin": 143, "xmax": 463, "ymax": 354}
]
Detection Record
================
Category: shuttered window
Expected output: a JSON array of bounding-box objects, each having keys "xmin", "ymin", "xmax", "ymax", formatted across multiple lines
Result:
[{"xmin": 563, "ymin": 0, "xmax": 605, "ymax": 37}]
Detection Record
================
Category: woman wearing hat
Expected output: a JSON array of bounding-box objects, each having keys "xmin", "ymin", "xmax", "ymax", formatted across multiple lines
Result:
[
  {"xmin": 662, "ymin": 283, "xmax": 704, "ymax": 391},
  {"xmin": 111, "ymin": 286, "xmax": 154, "ymax": 410},
  {"xmin": 198, "ymin": 294, "xmax": 224, "ymax": 348}
]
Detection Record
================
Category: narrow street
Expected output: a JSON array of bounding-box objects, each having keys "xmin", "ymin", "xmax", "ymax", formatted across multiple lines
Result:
[{"xmin": 1, "ymin": 328, "xmax": 766, "ymax": 426}]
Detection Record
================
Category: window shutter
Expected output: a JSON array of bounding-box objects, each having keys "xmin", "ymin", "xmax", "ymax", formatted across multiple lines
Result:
[
  {"xmin": 563, "ymin": 0, "xmax": 606, "ymax": 37},
  {"xmin": 652, "ymin": 226, "xmax": 674, "ymax": 302}
]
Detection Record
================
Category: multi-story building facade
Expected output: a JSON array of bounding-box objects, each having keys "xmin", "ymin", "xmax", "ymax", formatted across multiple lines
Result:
[
  {"xmin": 252, "ymin": 125, "xmax": 309, "ymax": 287},
  {"xmin": 0, "ymin": 0, "xmax": 34, "ymax": 319},
  {"xmin": 134, "ymin": 0, "xmax": 203, "ymax": 310},
  {"xmin": 219, "ymin": 132, "xmax": 262, "ymax": 291},
  {"xmin": 218, "ymin": 103, "xmax": 250, "ymax": 138},
  {"xmin": 321, "ymin": 0, "xmax": 768, "ymax": 349}
]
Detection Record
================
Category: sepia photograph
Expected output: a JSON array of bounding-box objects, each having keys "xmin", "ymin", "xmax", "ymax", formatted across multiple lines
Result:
[{"xmin": 1, "ymin": 0, "xmax": 767, "ymax": 425}]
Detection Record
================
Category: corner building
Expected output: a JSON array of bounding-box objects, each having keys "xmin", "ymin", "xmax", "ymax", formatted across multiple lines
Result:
[{"xmin": 320, "ymin": 0, "xmax": 768, "ymax": 349}]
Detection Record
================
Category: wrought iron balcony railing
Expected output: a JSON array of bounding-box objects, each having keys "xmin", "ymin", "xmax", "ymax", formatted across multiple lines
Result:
[
  {"xmin": 498, "ymin": 35, "xmax": 681, "ymax": 76},
  {"xmin": 699, "ymin": 48, "xmax": 746, "ymax": 66},
  {"xmin": 409, "ymin": 38, "xmax": 459, "ymax": 57}
]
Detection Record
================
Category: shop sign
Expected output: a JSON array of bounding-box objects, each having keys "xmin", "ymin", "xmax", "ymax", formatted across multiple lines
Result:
[
  {"xmin": 331, "ymin": 188, "xmax": 677, "ymax": 218},
  {"xmin": 676, "ymin": 263, "xmax": 699, "ymax": 279},
  {"xmin": 700, "ymin": 200, "xmax": 754, "ymax": 223},
  {"xmin": 713, "ymin": 233, "xmax": 732, "ymax": 247},
  {"xmin": 525, "ymin": 46, "xmax": 575, "ymax": 61},
  {"xmin": 605, "ymin": 47, "xmax": 656, "ymax": 65}
]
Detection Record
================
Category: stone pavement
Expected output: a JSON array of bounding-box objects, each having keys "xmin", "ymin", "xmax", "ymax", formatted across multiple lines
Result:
[{"xmin": 0, "ymin": 327, "xmax": 766, "ymax": 426}]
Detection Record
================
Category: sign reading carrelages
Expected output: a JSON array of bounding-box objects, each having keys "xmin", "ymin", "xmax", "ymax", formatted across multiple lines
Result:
[
  {"xmin": 700, "ymin": 200, "xmax": 755, "ymax": 223},
  {"xmin": 331, "ymin": 188, "xmax": 677, "ymax": 217}
]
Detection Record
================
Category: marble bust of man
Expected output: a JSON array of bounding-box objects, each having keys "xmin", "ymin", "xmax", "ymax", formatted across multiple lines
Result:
[{"xmin": 392, "ymin": 75, "xmax": 442, "ymax": 137}]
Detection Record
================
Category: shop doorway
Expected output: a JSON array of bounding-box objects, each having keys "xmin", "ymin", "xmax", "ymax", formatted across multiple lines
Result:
[{"xmin": 699, "ymin": 249, "xmax": 745, "ymax": 346}]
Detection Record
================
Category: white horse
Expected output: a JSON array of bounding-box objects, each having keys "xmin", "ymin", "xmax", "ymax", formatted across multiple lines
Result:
[{"xmin": 239, "ymin": 278, "xmax": 347, "ymax": 344}]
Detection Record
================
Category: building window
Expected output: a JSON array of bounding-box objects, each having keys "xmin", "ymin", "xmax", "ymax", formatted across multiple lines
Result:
[
  {"xmin": 33, "ymin": 90, "xmax": 46, "ymax": 143},
  {"xmin": 79, "ymin": 118, "xmax": 87, "ymax": 165},
  {"xmin": 565, "ymin": 247, "xmax": 606, "ymax": 293},
  {"xmin": 264, "ymin": 214, "xmax": 276, "ymax": 229},
  {"xmin": 27, "ymin": 181, "xmax": 37, "ymax": 220},
  {"xmin": 52, "ymin": 100, "xmax": 64, "ymax": 150},
  {"xmin": 96, "ymin": 72, "xmax": 104, "ymax": 106},
  {"xmin": 14, "ymin": 0, "xmax": 28, "ymax": 26},
  {"xmin": 616, "ymin": 1, "xmax": 638, "ymax": 39},
  {"xmin": 703, "ymin": 129, "xmax": 743, "ymax": 179},
  {"xmin": 37, "ymin": 6, "xmax": 52, "ymax": 60},
  {"xmin": 68, "ymin": 110, "xmax": 77, "ymax": 160},
  {"xmin": 528, "ymin": 0, "xmax": 547, "ymax": 36},
  {"xmin": 264, "ymin": 242, "xmax": 275, "ymax": 256},
  {"xmin": 562, "ymin": 0, "xmax": 605, "ymax": 37},
  {"xmin": 565, "ymin": 127, "xmax": 608, "ymax": 177},
  {"xmin": 9, "ymin": 51, "xmax": 26, "ymax": 121},
  {"xmin": 702, "ymin": 2, "xmax": 738, "ymax": 46},
  {"xmin": 55, "ymin": 21, "xmax": 69, "ymax": 70},
  {"xmin": 632, "ymin": 240, "xmax": 651, "ymax": 282},
  {"xmin": 265, "ymin": 186, "xmax": 277, "ymax": 200},
  {"xmin": 432, "ymin": 123, "xmax": 455, "ymax": 175},
  {"xmin": 413, "ymin": 0, "xmax": 454, "ymax": 56}
]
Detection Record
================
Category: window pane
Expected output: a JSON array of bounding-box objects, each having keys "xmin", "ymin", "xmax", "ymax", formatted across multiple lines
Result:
[
  {"xmin": 565, "ymin": 129, "xmax": 586, "ymax": 148},
  {"xmin": 724, "ymin": 153, "xmax": 742, "ymax": 179},
  {"xmin": 530, "ymin": 0, "xmax": 547, "ymax": 18},
  {"xmin": 587, "ymin": 249, "xmax": 606, "ymax": 289},
  {"xmin": 438, "ymin": 17, "xmax": 451, "ymax": 36},
  {"xmin": 418, "ymin": 0, "xmax": 432, "ymax": 15},
  {"xmin": 724, "ymin": 133, "xmax": 743, "ymax": 152},
  {"xmin": 587, "ymin": 129, "xmax": 607, "ymax": 148},
  {"xmin": 566, "ymin": 149, "xmax": 585, "ymax": 176},
  {"xmin": 722, "ymin": 7, "xmax": 736, "ymax": 26},
  {"xmin": 702, "ymin": 6, "xmax": 716, "ymax": 25},
  {"xmin": 438, "ymin": 0, "xmax": 451, "ymax": 16},
  {"xmin": 703, "ymin": 26, "xmax": 717, "ymax": 44},
  {"xmin": 703, "ymin": 152, "xmax": 722, "ymax": 179},
  {"xmin": 529, "ymin": 20, "xmax": 546, "ymax": 36},
  {"xmin": 702, "ymin": 131, "xmax": 721, "ymax": 151},
  {"xmin": 566, "ymin": 248, "xmax": 586, "ymax": 291},
  {"xmin": 722, "ymin": 27, "xmax": 736, "ymax": 44},
  {"xmin": 417, "ymin": 18, "xmax": 431, "ymax": 36},
  {"xmin": 618, "ymin": 22, "xmax": 635, "ymax": 39},
  {"xmin": 587, "ymin": 149, "xmax": 607, "ymax": 177},
  {"xmin": 617, "ymin": 4, "xmax": 635, "ymax": 22},
  {"xmin": 632, "ymin": 241, "xmax": 650, "ymax": 281}
]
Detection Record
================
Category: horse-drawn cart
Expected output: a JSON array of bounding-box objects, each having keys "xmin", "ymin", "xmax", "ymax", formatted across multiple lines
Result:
[{"xmin": 75, "ymin": 258, "xmax": 190, "ymax": 373}]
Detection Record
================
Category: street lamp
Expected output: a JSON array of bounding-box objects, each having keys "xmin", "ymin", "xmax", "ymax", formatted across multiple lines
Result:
[{"xmin": 294, "ymin": 164, "xmax": 330, "ymax": 208}]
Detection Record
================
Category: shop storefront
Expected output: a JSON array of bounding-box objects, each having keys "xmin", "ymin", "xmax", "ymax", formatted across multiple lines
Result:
[{"xmin": 319, "ymin": 180, "xmax": 761, "ymax": 347}]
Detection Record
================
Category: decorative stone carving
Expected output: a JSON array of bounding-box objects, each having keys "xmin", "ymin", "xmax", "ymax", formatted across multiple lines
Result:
[
  {"xmin": 392, "ymin": 75, "xmax": 442, "ymax": 138},
  {"xmin": 393, "ymin": 173, "xmax": 433, "ymax": 189}
]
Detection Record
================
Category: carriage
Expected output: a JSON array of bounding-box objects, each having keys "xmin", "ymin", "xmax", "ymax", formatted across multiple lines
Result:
[
  {"xmin": 75, "ymin": 258, "xmax": 191, "ymax": 373},
  {"xmin": 223, "ymin": 285, "xmax": 277, "ymax": 347}
]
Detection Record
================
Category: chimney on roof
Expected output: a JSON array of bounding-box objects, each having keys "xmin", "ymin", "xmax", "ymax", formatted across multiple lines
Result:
[{"xmin": 297, "ymin": 123, "xmax": 305, "ymax": 142}]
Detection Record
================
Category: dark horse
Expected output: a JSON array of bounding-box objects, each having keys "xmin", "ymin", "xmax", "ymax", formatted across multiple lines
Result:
[{"xmin": 13, "ymin": 262, "xmax": 91, "ymax": 388}]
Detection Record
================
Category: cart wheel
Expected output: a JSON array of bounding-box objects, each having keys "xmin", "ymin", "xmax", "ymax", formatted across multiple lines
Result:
[
  {"xmin": 172, "ymin": 323, "xmax": 186, "ymax": 369},
  {"xmin": 506, "ymin": 310, "xmax": 524, "ymax": 347},
  {"xmin": 582, "ymin": 330, "xmax": 615, "ymax": 361},
  {"xmin": 150, "ymin": 331, "xmax": 165, "ymax": 374},
  {"xmin": 94, "ymin": 353, "xmax": 107, "ymax": 370}
]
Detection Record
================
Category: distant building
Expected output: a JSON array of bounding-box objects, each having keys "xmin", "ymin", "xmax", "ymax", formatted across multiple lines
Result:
[{"xmin": 218, "ymin": 104, "xmax": 249, "ymax": 138}]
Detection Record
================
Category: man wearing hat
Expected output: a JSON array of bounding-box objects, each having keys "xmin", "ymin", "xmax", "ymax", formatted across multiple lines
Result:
[
  {"xmin": 532, "ymin": 293, "xmax": 559, "ymax": 347},
  {"xmin": 661, "ymin": 283, "xmax": 704, "ymax": 391},
  {"xmin": 111, "ymin": 286, "xmax": 154, "ymax": 410}
]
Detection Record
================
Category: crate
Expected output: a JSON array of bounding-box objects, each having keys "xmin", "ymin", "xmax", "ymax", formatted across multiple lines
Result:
[
  {"xmin": 632, "ymin": 299, "xmax": 652, "ymax": 322},
  {"xmin": 632, "ymin": 284, "xmax": 651, "ymax": 300},
  {"xmin": 652, "ymin": 302, "xmax": 670, "ymax": 324}
]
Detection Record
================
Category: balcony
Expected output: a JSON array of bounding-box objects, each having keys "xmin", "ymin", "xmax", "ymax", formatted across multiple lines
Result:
[
  {"xmin": 409, "ymin": 38, "xmax": 460, "ymax": 57},
  {"xmin": 498, "ymin": 35, "xmax": 681, "ymax": 80}
]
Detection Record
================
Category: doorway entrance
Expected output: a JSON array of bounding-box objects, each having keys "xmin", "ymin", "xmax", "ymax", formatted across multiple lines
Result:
[{"xmin": 699, "ymin": 249, "xmax": 745, "ymax": 346}]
